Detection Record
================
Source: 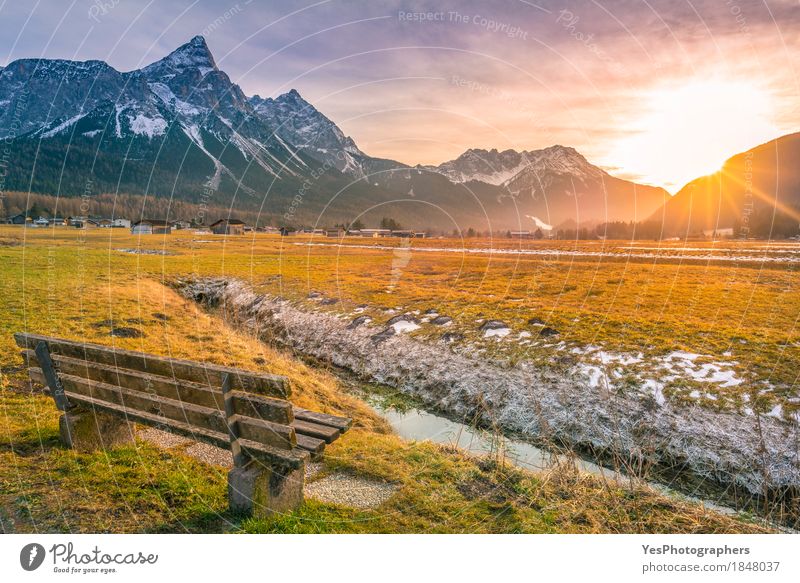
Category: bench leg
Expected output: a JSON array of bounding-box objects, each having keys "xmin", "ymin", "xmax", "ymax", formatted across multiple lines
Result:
[
  {"xmin": 227, "ymin": 461, "xmax": 305, "ymax": 518},
  {"xmin": 59, "ymin": 409, "xmax": 135, "ymax": 452}
]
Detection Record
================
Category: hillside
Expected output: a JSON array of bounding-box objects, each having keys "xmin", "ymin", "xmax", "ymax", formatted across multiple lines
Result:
[{"xmin": 654, "ymin": 132, "xmax": 800, "ymax": 237}]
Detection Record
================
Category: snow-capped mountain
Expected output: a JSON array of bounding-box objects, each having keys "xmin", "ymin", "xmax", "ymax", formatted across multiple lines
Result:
[
  {"xmin": 0, "ymin": 35, "xmax": 670, "ymax": 229},
  {"xmin": 0, "ymin": 36, "xmax": 322, "ymax": 199},
  {"xmin": 424, "ymin": 148, "xmax": 532, "ymax": 185},
  {"xmin": 250, "ymin": 89, "xmax": 368, "ymax": 176},
  {"xmin": 426, "ymin": 146, "xmax": 604, "ymax": 188},
  {"xmin": 420, "ymin": 145, "xmax": 667, "ymax": 225}
]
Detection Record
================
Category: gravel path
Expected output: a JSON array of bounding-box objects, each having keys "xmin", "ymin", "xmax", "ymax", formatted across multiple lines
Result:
[
  {"xmin": 305, "ymin": 473, "xmax": 398, "ymax": 509},
  {"xmin": 137, "ymin": 428, "xmax": 396, "ymax": 509}
]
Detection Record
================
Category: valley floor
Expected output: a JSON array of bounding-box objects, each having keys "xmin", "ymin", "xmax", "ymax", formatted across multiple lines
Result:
[{"xmin": 0, "ymin": 226, "xmax": 792, "ymax": 533}]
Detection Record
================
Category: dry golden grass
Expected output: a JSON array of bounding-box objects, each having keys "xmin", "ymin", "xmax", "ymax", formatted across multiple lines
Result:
[{"xmin": 0, "ymin": 225, "xmax": 782, "ymax": 533}]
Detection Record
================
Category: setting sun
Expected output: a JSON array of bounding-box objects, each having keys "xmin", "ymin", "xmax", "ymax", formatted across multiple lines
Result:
[{"xmin": 605, "ymin": 80, "xmax": 779, "ymax": 191}]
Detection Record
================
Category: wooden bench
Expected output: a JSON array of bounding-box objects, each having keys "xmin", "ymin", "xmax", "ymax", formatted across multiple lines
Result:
[{"xmin": 14, "ymin": 332, "xmax": 352, "ymax": 518}]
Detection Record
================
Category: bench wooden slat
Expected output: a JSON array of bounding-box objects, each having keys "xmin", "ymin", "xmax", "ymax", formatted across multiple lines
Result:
[
  {"xmin": 292, "ymin": 419, "xmax": 340, "ymax": 444},
  {"xmin": 47, "ymin": 387, "xmax": 309, "ymax": 469},
  {"xmin": 16, "ymin": 333, "xmax": 290, "ymax": 398},
  {"xmin": 29, "ymin": 368, "xmax": 296, "ymax": 450},
  {"xmin": 295, "ymin": 434, "xmax": 325, "ymax": 457},
  {"xmin": 23, "ymin": 350, "xmax": 293, "ymax": 424},
  {"xmin": 292, "ymin": 407, "xmax": 352, "ymax": 431}
]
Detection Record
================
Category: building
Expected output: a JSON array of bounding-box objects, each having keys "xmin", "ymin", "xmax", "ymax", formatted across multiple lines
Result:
[
  {"xmin": 112, "ymin": 218, "xmax": 131, "ymax": 228},
  {"xmin": 131, "ymin": 219, "xmax": 172, "ymax": 235},
  {"xmin": 49, "ymin": 217, "xmax": 68, "ymax": 226},
  {"xmin": 210, "ymin": 219, "xmax": 246, "ymax": 235},
  {"xmin": 33, "ymin": 217, "xmax": 49, "ymax": 227},
  {"xmin": 8, "ymin": 214, "xmax": 31, "ymax": 225},
  {"xmin": 703, "ymin": 227, "xmax": 735, "ymax": 239},
  {"xmin": 171, "ymin": 220, "xmax": 191, "ymax": 230},
  {"xmin": 390, "ymin": 230, "xmax": 415, "ymax": 238},
  {"xmin": 95, "ymin": 218, "xmax": 113, "ymax": 228},
  {"xmin": 413, "ymin": 231, "xmax": 427, "ymax": 239},
  {"xmin": 359, "ymin": 229, "xmax": 391, "ymax": 238},
  {"xmin": 326, "ymin": 229, "xmax": 345, "ymax": 238},
  {"xmin": 510, "ymin": 230, "xmax": 532, "ymax": 239}
]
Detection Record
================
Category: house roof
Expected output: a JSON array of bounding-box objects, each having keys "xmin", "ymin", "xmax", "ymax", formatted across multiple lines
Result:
[
  {"xmin": 210, "ymin": 219, "xmax": 246, "ymax": 226},
  {"xmin": 133, "ymin": 219, "xmax": 171, "ymax": 227}
]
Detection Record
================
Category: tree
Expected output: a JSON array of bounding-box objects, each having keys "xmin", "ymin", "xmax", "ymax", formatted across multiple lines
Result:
[
  {"xmin": 380, "ymin": 217, "xmax": 402, "ymax": 230},
  {"xmin": 466, "ymin": 227, "xmax": 476, "ymax": 238},
  {"xmin": 349, "ymin": 218, "xmax": 365, "ymax": 230},
  {"xmin": 534, "ymin": 228, "xmax": 543, "ymax": 239},
  {"xmin": 27, "ymin": 202, "xmax": 49, "ymax": 218}
]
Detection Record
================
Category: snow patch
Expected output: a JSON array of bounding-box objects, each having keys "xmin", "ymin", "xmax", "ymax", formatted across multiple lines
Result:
[
  {"xmin": 42, "ymin": 113, "xmax": 86, "ymax": 137},
  {"xmin": 391, "ymin": 320, "xmax": 420, "ymax": 334},
  {"xmin": 129, "ymin": 114, "xmax": 167, "ymax": 138},
  {"xmin": 483, "ymin": 327, "xmax": 511, "ymax": 338}
]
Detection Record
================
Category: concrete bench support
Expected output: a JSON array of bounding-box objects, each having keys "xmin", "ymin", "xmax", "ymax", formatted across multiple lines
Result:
[{"xmin": 228, "ymin": 461, "xmax": 305, "ymax": 518}]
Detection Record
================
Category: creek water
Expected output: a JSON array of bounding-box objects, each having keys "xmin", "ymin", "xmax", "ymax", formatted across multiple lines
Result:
[
  {"xmin": 373, "ymin": 401, "xmax": 605, "ymax": 475},
  {"xmin": 361, "ymin": 392, "xmax": 743, "ymax": 518}
]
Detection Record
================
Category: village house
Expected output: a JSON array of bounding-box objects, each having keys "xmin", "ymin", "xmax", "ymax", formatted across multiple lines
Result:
[
  {"xmin": 171, "ymin": 220, "xmax": 191, "ymax": 230},
  {"xmin": 210, "ymin": 218, "xmax": 246, "ymax": 235},
  {"xmin": 131, "ymin": 219, "xmax": 172, "ymax": 235},
  {"xmin": 359, "ymin": 229, "xmax": 391, "ymax": 238},
  {"xmin": 390, "ymin": 230, "xmax": 414, "ymax": 238},
  {"xmin": 111, "ymin": 218, "xmax": 131, "ymax": 228},
  {"xmin": 7, "ymin": 214, "xmax": 32, "ymax": 225},
  {"xmin": 326, "ymin": 229, "xmax": 345, "ymax": 238}
]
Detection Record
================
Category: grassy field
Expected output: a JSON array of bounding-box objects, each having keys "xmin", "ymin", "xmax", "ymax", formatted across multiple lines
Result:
[
  {"xmin": 5, "ymin": 226, "xmax": 792, "ymax": 413},
  {"xmin": 0, "ymin": 225, "xmax": 789, "ymax": 533}
]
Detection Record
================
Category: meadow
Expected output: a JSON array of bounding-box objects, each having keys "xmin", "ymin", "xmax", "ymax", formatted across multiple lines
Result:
[{"xmin": 0, "ymin": 224, "xmax": 794, "ymax": 533}]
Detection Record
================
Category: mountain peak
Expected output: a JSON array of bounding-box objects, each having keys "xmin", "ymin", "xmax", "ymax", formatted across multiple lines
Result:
[
  {"xmin": 277, "ymin": 88, "xmax": 306, "ymax": 103},
  {"xmin": 143, "ymin": 35, "xmax": 217, "ymax": 78}
]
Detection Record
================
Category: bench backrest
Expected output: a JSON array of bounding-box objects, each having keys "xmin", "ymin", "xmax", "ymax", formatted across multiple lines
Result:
[{"xmin": 15, "ymin": 332, "xmax": 308, "ymax": 469}]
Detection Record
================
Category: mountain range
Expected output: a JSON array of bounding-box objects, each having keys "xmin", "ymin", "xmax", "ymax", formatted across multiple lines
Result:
[{"xmin": 0, "ymin": 36, "xmax": 795, "ymax": 235}]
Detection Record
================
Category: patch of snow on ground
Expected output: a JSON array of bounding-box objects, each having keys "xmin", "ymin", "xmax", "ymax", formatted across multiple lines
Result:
[
  {"xmin": 483, "ymin": 327, "xmax": 511, "ymax": 338},
  {"xmin": 643, "ymin": 379, "xmax": 666, "ymax": 405},
  {"xmin": 767, "ymin": 404, "xmax": 783, "ymax": 419},
  {"xmin": 391, "ymin": 320, "xmax": 420, "ymax": 334}
]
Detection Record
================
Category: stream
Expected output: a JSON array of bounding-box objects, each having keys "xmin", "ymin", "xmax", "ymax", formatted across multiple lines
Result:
[{"xmin": 354, "ymin": 385, "xmax": 743, "ymax": 519}]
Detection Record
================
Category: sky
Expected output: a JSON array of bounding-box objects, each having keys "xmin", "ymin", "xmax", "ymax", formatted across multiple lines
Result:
[{"xmin": 1, "ymin": 0, "xmax": 799, "ymax": 192}]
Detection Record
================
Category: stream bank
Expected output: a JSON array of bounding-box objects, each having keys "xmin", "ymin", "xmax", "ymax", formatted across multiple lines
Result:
[{"xmin": 176, "ymin": 277, "xmax": 800, "ymax": 526}]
